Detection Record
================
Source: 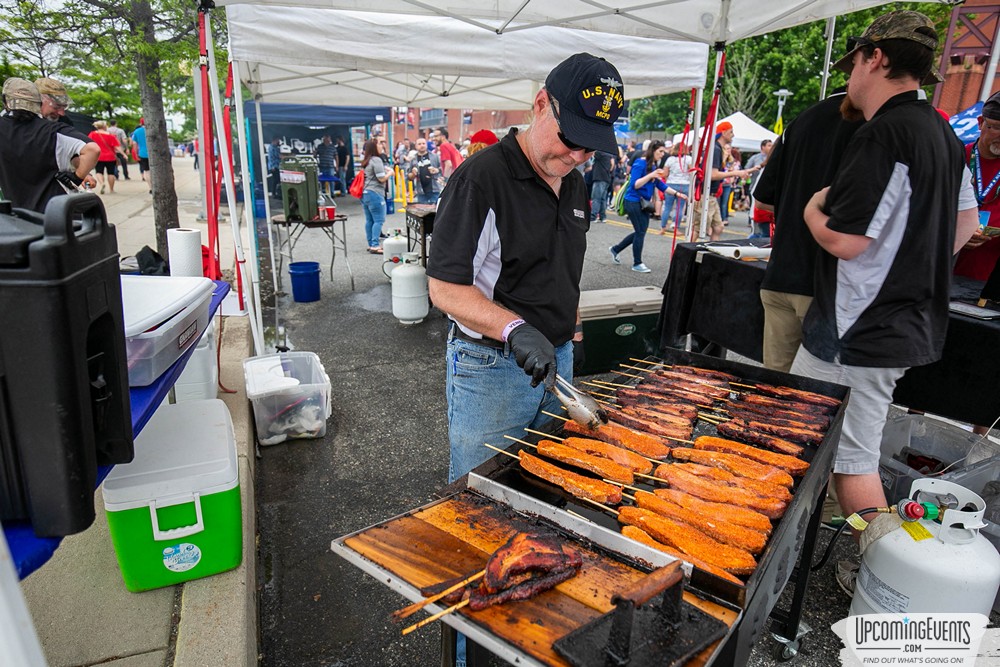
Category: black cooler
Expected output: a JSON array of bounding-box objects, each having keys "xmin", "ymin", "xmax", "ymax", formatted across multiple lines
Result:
[{"xmin": 0, "ymin": 194, "xmax": 133, "ymax": 536}]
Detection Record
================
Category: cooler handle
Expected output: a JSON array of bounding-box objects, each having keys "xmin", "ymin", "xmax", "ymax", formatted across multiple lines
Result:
[
  {"xmin": 149, "ymin": 493, "xmax": 205, "ymax": 541},
  {"xmin": 42, "ymin": 192, "xmax": 107, "ymax": 244}
]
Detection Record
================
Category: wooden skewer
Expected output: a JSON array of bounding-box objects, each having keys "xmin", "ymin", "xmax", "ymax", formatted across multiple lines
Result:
[
  {"xmin": 591, "ymin": 379, "xmax": 633, "ymax": 389},
  {"xmin": 565, "ymin": 509, "xmax": 593, "ymax": 522},
  {"xmin": 730, "ymin": 381, "xmax": 755, "ymax": 389},
  {"xmin": 620, "ymin": 363, "xmax": 658, "ymax": 373},
  {"xmin": 542, "ymin": 409, "xmax": 570, "ymax": 422},
  {"xmin": 582, "ymin": 380, "xmax": 617, "ymax": 392},
  {"xmin": 504, "ymin": 434, "xmax": 538, "ymax": 448},
  {"xmin": 577, "ymin": 496, "xmax": 619, "ymax": 515},
  {"xmin": 591, "ymin": 396, "xmax": 614, "ymax": 406},
  {"xmin": 698, "ymin": 412, "xmax": 724, "ymax": 425},
  {"xmin": 629, "ymin": 357, "xmax": 671, "ymax": 368},
  {"xmin": 587, "ymin": 389, "xmax": 617, "ymax": 400},
  {"xmin": 401, "ymin": 598, "xmax": 470, "ymax": 635},
  {"xmin": 484, "ymin": 442, "xmax": 520, "ymax": 458},
  {"xmin": 392, "ymin": 571, "xmax": 485, "ymax": 621},
  {"xmin": 615, "ymin": 481, "xmax": 644, "ymax": 493},
  {"xmin": 615, "ymin": 370, "xmax": 643, "ymax": 379},
  {"xmin": 636, "ymin": 472, "xmax": 661, "ymax": 483},
  {"xmin": 525, "ymin": 427, "xmax": 563, "ymax": 441}
]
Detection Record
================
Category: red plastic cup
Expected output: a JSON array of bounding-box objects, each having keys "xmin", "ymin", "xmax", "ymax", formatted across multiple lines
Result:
[{"xmin": 324, "ymin": 205, "xmax": 337, "ymax": 219}]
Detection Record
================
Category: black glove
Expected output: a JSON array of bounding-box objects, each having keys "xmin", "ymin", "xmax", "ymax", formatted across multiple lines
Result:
[
  {"xmin": 572, "ymin": 339, "xmax": 585, "ymax": 375},
  {"xmin": 506, "ymin": 322, "xmax": 556, "ymax": 388},
  {"xmin": 54, "ymin": 170, "xmax": 83, "ymax": 190}
]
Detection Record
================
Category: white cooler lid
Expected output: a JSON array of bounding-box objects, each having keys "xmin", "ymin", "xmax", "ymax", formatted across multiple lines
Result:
[
  {"xmin": 243, "ymin": 354, "xmax": 304, "ymax": 399},
  {"xmin": 121, "ymin": 275, "xmax": 215, "ymax": 336},
  {"xmin": 103, "ymin": 399, "xmax": 238, "ymax": 510},
  {"xmin": 578, "ymin": 286, "xmax": 663, "ymax": 319}
]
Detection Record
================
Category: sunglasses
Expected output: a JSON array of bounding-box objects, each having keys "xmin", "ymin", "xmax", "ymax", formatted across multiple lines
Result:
[{"xmin": 546, "ymin": 92, "xmax": 595, "ymax": 153}]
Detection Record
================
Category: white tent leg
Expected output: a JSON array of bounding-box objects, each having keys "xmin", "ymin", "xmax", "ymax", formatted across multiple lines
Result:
[
  {"xmin": 699, "ymin": 48, "xmax": 725, "ymax": 240},
  {"xmin": 0, "ymin": 532, "xmax": 47, "ymax": 667},
  {"xmin": 255, "ymin": 98, "xmax": 280, "ymax": 304},
  {"xmin": 820, "ymin": 17, "xmax": 836, "ymax": 100},
  {"xmin": 981, "ymin": 18, "xmax": 1000, "ymax": 102},
  {"xmin": 205, "ymin": 12, "xmax": 264, "ymax": 354},
  {"xmin": 231, "ymin": 60, "xmax": 266, "ymax": 352},
  {"xmin": 685, "ymin": 86, "xmax": 704, "ymax": 243}
]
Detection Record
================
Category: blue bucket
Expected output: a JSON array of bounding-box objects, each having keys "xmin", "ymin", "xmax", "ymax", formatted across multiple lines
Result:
[{"xmin": 288, "ymin": 261, "xmax": 321, "ymax": 302}]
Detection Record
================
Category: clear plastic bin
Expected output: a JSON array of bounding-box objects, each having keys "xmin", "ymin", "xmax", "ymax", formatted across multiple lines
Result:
[
  {"xmin": 243, "ymin": 351, "xmax": 331, "ymax": 445},
  {"xmin": 878, "ymin": 414, "xmax": 1000, "ymax": 503}
]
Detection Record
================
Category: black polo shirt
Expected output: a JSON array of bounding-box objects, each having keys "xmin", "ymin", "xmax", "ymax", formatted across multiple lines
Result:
[
  {"xmin": 755, "ymin": 91, "xmax": 864, "ymax": 296},
  {"xmin": 427, "ymin": 129, "xmax": 589, "ymax": 346},
  {"xmin": 0, "ymin": 113, "xmax": 87, "ymax": 213},
  {"xmin": 801, "ymin": 91, "xmax": 965, "ymax": 368}
]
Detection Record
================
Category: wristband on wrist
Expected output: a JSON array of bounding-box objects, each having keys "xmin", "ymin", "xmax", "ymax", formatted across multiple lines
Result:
[
  {"xmin": 574, "ymin": 323, "xmax": 584, "ymax": 334},
  {"xmin": 501, "ymin": 318, "xmax": 526, "ymax": 342}
]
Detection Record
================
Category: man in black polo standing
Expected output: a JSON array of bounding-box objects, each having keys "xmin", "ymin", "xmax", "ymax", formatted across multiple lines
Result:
[
  {"xmin": 793, "ymin": 11, "xmax": 979, "ymax": 563},
  {"xmin": 427, "ymin": 53, "xmax": 625, "ymax": 483}
]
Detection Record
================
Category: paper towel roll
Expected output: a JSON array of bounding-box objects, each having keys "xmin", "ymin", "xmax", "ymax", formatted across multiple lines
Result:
[
  {"xmin": 167, "ymin": 228, "xmax": 203, "ymax": 277},
  {"xmin": 704, "ymin": 245, "xmax": 740, "ymax": 258},
  {"xmin": 733, "ymin": 246, "xmax": 772, "ymax": 260}
]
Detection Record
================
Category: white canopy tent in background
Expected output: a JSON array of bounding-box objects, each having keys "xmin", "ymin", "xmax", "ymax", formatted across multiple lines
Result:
[{"xmin": 673, "ymin": 111, "xmax": 778, "ymax": 154}]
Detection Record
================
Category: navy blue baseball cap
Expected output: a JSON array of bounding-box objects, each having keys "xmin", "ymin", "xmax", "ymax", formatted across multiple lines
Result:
[{"xmin": 545, "ymin": 53, "xmax": 624, "ymax": 155}]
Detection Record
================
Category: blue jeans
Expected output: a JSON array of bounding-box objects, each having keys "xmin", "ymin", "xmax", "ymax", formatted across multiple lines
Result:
[
  {"xmin": 718, "ymin": 185, "xmax": 732, "ymax": 222},
  {"xmin": 337, "ymin": 167, "xmax": 347, "ymax": 194},
  {"xmin": 590, "ymin": 180, "xmax": 610, "ymax": 221},
  {"xmin": 660, "ymin": 184, "xmax": 688, "ymax": 228},
  {"xmin": 417, "ymin": 191, "xmax": 439, "ymax": 205},
  {"xmin": 611, "ymin": 199, "xmax": 650, "ymax": 267},
  {"xmin": 445, "ymin": 331, "xmax": 574, "ymax": 483},
  {"xmin": 361, "ymin": 189, "xmax": 386, "ymax": 248}
]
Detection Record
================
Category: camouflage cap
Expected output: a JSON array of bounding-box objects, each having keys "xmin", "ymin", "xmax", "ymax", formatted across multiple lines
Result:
[
  {"xmin": 833, "ymin": 10, "xmax": 943, "ymax": 84},
  {"xmin": 2, "ymin": 77, "xmax": 41, "ymax": 114},
  {"xmin": 34, "ymin": 77, "xmax": 72, "ymax": 107}
]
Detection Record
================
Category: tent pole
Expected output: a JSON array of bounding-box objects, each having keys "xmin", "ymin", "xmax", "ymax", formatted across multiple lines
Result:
[
  {"xmin": 685, "ymin": 86, "xmax": 704, "ymax": 243},
  {"xmin": 232, "ymin": 60, "xmax": 266, "ymax": 354},
  {"xmin": 699, "ymin": 45, "xmax": 726, "ymax": 240},
  {"xmin": 981, "ymin": 18, "xmax": 1000, "ymax": 101},
  {"xmin": 197, "ymin": 8, "xmax": 219, "ymax": 276},
  {"xmin": 205, "ymin": 11, "xmax": 264, "ymax": 354},
  {"xmin": 820, "ymin": 17, "xmax": 836, "ymax": 100},
  {"xmin": 255, "ymin": 98, "xmax": 282, "ymax": 331}
]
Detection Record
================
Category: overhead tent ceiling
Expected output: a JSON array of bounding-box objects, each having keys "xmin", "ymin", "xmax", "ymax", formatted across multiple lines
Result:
[
  {"xmin": 219, "ymin": 0, "xmax": 954, "ymax": 45},
  {"xmin": 225, "ymin": 7, "xmax": 711, "ymax": 108}
]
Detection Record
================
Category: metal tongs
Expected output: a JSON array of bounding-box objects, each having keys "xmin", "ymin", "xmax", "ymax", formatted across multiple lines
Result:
[{"xmin": 550, "ymin": 373, "xmax": 608, "ymax": 430}]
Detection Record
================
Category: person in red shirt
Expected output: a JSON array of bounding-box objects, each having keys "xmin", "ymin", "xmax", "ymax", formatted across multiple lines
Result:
[
  {"xmin": 433, "ymin": 127, "xmax": 463, "ymax": 181},
  {"xmin": 87, "ymin": 120, "xmax": 124, "ymax": 194},
  {"xmin": 955, "ymin": 90, "xmax": 1000, "ymax": 280}
]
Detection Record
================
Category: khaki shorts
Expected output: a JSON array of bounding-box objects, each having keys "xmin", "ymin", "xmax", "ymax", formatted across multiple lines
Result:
[{"xmin": 692, "ymin": 197, "xmax": 723, "ymax": 234}]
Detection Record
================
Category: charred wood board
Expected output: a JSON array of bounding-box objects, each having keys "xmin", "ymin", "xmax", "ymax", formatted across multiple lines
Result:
[{"xmin": 340, "ymin": 490, "xmax": 736, "ymax": 667}]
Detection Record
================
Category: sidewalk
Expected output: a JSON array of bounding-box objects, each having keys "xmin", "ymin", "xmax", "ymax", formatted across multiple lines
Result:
[{"xmin": 19, "ymin": 157, "xmax": 258, "ymax": 667}]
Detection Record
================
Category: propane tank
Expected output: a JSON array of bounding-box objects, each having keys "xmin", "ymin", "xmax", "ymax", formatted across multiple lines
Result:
[
  {"xmin": 382, "ymin": 233, "xmax": 409, "ymax": 279},
  {"xmin": 391, "ymin": 254, "xmax": 428, "ymax": 324},
  {"xmin": 849, "ymin": 478, "xmax": 1000, "ymax": 616}
]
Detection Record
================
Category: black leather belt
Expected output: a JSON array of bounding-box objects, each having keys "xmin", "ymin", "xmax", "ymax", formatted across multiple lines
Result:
[{"xmin": 450, "ymin": 325, "xmax": 506, "ymax": 350}]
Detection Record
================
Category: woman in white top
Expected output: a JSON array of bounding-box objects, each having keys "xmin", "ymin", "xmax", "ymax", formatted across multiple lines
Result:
[
  {"xmin": 658, "ymin": 143, "xmax": 691, "ymax": 234},
  {"xmin": 360, "ymin": 138, "xmax": 389, "ymax": 253}
]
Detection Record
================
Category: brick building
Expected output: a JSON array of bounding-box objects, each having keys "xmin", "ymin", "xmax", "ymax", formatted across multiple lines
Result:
[{"xmin": 934, "ymin": 0, "xmax": 1000, "ymax": 114}]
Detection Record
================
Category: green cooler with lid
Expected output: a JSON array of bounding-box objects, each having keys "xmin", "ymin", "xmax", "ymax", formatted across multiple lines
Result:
[
  {"xmin": 578, "ymin": 286, "xmax": 663, "ymax": 376},
  {"xmin": 102, "ymin": 399, "xmax": 242, "ymax": 592}
]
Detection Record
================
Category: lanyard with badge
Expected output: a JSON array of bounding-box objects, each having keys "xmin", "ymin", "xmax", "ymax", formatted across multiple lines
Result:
[{"xmin": 971, "ymin": 143, "xmax": 1000, "ymax": 207}]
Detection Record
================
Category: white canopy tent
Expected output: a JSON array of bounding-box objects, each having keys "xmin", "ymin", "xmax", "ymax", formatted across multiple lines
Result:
[{"xmin": 673, "ymin": 111, "xmax": 778, "ymax": 154}]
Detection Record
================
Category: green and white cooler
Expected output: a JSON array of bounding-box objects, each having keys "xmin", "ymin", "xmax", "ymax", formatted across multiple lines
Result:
[
  {"xmin": 102, "ymin": 399, "xmax": 242, "ymax": 592},
  {"xmin": 578, "ymin": 286, "xmax": 663, "ymax": 376}
]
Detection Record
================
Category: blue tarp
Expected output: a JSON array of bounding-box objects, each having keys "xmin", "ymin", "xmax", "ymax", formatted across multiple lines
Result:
[
  {"xmin": 243, "ymin": 102, "xmax": 391, "ymax": 126},
  {"xmin": 951, "ymin": 101, "xmax": 983, "ymax": 145}
]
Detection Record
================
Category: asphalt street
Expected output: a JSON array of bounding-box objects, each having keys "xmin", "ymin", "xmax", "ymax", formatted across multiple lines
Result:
[{"xmin": 254, "ymin": 194, "xmax": 882, "ymax": 667}]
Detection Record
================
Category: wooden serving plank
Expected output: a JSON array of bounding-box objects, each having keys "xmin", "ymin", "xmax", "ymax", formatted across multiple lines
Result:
[{"xmin": 342, "ymin": 492, "xmax": 738, "ymax": 667}]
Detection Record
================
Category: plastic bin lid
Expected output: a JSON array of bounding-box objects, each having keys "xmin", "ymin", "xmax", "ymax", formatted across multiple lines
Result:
[
  {"xmin": 103, "ymin": 399, "xmax": 238, "ymax": 509},
  {"xmin": 579, "ymin": 286, "xmax": 663, "ymax": 318},
  {"xmin": 120, "ymin": 275, "xmax": 215, "ymax": 337},
  {"xmin": 243, "ymin": 352, "xmax": 324, "ymax": 400}
]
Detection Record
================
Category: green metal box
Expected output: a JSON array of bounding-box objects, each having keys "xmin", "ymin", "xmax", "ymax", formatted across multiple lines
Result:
[
  {"xmin": 578, "ymin": 286, "xmax": 663, "ymax": 376},
  {"xmin": 280, "ymin": 156, "xmax": 319, "ymax": 221}
]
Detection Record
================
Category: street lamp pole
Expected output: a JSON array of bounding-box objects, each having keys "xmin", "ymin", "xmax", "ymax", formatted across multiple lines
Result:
[{"xmin": 773, "ymin": 88, "xmax": 792, "ymax": 132}]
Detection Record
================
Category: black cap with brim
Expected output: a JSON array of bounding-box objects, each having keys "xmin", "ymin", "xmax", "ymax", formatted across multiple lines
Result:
[
  {"xmin": 983, "ymin": 91, "xmax": 1000, "ymax": 121},
  {"xmin": 831, "ymin": 10, "xmax": 942, "ymax": 86},
  {"xmin": 545, "ymin": 53, "xmax": 624, "ymax": 155},
  {"xmin": 832, "ymin": 49, "xmax": 942, "ymax": 85}
]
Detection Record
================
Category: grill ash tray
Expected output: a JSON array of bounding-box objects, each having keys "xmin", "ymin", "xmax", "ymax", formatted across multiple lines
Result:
[{"xmin": 554, "ymin": 563, "xmax": 727, "ymax": 667}]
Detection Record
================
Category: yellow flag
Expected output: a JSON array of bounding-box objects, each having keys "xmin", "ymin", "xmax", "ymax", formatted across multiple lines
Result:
[{"xmin": 773, "ymin": 116, "xmax": 783, "ymax": 135}]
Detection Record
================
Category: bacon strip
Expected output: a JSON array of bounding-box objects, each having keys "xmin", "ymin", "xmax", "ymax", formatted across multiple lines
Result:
[
  {"xmin": 641, "ymin": 374, "xmax": 731, "ymax": 399},
  {"xmin": 724, "ymin": 407, "xmax": 827, "ymax": 432},
  {"xmin": 618, "ymin": 506, "xmax": 757, "ymax": 575},
  {"xmin": 620, "ymin": 405, "xmax": 694, "ymax": 430},
  {"xmin": 669, "ymin": 446, "xmax": 794, "ymax": 488},
  {"xmin": 653, "ymin": 465, "xmax": 788, "ymax": 519},
  {"xmin": 673, "ymin": 463, "xmax": 792, "ymax": 502},
  {"xmin": 615, "ymin": 389, "xmax": 699, "ymax": 419},
  {"xmin": 651, "ymin": 369, "xmax": 730, "ymax": 388},
  {"xmin": 603, "ymin": 407, "xmax": 693, "ymax": 442},
  {"xmin": 653, "ymin": 488, "xmax": 773, "ymax": 534},
  {"xmin": 621, "ymin": 526, "xmax": 744, "ymax": 585},
  {"xmin": 670, "ymin": 365, "xmax": 742, "ymax": 383},
  {"xmin": 752, "ymin": 383, "xmax": 841, "ymax": 410},
  {"xmin": 694, "ymin": 436, "xmax": 810, "ymax": 476},
  {"xmin": 727, "ymin": 400, "xmax": 830, "ymax": 428},
  {"xmin": 715, "ymin": 422, "xmax": 805, "ymax": 457},
  {"xmin": 561, "ymin": 437, "xmax": 653, "ymax": 474},
  {"xmin": 633, "ymin": 490, "xmax": 768, "ymax": 554},
  {"xmin": 536, "ymin": 440, "xmax": 634, "ymax": 485},
  {"xmin": 562, "ymin": 419, "xmax": 671, "ymax": 460},
  {"xmin": 727, "ymin": 417, "xmax": 822, "ymax": 445},
  {"xmin": 519, "ymin": 452, "xmax": 623, "ymax": 504},
  {"xmin": 740, "ymin": 392, "xmax": 834, "ymax": 416},
  {"xmin": 627, "ymin": 382, "xmax": 716, "ymax": 406}
]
